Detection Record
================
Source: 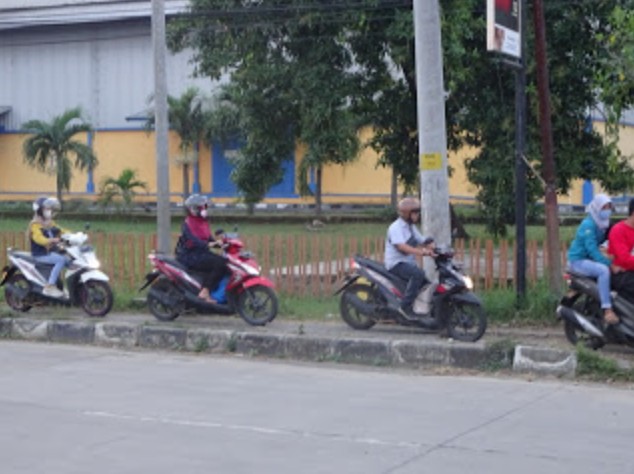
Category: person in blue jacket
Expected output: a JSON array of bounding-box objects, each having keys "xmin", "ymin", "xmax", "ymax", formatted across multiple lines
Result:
[{"xmin": 567, "ymin": 194, "xmax": 619, "ymax": 324}]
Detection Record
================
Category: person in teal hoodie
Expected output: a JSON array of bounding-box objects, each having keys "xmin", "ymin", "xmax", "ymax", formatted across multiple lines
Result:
[{"xmin": 567, "ymin": 193, "xmax": 619, "ymax": 324}]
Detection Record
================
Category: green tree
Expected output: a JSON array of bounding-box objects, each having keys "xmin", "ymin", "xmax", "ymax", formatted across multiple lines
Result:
[
  {"xmin": 168, "ymin": 0, "xmax": 360, "ymax": 215},
  {"xmin": 98, "ymin": 168, "xmax": 148, "ymax": 213},
  {"xmin": 22, "ymin": 107, "xmax": 97, "ymax": 204},
  {"xmin": 146, "ymin": 87, "xmax": 207, "ymax": 199}
]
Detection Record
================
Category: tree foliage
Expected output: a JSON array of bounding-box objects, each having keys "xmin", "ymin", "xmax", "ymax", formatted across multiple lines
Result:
[
  {"xmin": 22, "ymin": 107, "xmax": 97, "ymax": 204},
  {"xmin": 168, "ymin": 0, "xmax": 634, "ymax": 232},
  {"xmin": 146, "ymin": 87, "xmax": 208, "ymax": 198},
  {"xmin": 168, "ymin": 0, "xmax": 361, "ymax": 213},
  {"xmin": 98, "ymin": 168, "xmax": 148, "ymax": 213}
]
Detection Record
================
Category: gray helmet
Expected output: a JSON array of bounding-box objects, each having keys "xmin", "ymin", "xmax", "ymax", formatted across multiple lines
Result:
[
  {"xmin": 33, "ymin": 196, "xmax": 61, "ymax": 217},
  {"xmin": 184, "ymin": 194, "xmax": 209, "ymax": 217}
]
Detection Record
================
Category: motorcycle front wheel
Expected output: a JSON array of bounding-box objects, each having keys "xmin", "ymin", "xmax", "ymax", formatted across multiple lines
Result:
[
  {"xmin": 80, "ymin": 280, "xmax": 113, "ymax": 317},
  {"xmin": 339, "ymin": 283, "xmax": 377, "ymax": 330},
  {"xmin": 236, "ymin": 285, "xmax": 278, "ymax": 326},
  {"xmin": 445, "ymin": 299, "xmax": 487, "ymax": 342},
  {"xmin": 147, "ymin": 278, "xmax": 183, "ymax": 321},
  {"xmin": 4, "ymin": 273, "xmax": 32, "ymax": 312}
]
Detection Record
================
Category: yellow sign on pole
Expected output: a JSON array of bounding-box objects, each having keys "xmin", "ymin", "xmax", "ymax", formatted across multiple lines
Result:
[{"xmin": 420, "ymin": 152, "xmax": 442, "ymax": 170}]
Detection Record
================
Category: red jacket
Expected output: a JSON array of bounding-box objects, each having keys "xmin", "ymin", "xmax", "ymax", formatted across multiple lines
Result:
[{"xmin": 608, "ymin": 220, "xmax": 634, "ymax": 271}]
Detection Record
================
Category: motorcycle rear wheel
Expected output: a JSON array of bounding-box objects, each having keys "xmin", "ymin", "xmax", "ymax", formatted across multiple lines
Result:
[
  {"xmin": 339, "ymin": 283, "xmax": 377, "ymax": 330},
  {"xmin": 4, "ymin": 273, "xmax": 32, "ymax": 312},
  {"xmin": 563, "ymin": 294, "xmax": 605, "ymax": 349},
  {"xmin": 236, "ymin": 285, "xmax": 278, "ymax": 326},
  {"xmin": 445, "ymin": 300, "xmax": 487, "ymax": 342},
  {"xmin": 80, "ymin": 280, "xmax": 113, "ymax": 317},
  {"xmin": 147, "ymin": 278, "xmax": 183, "ymax": 321}
]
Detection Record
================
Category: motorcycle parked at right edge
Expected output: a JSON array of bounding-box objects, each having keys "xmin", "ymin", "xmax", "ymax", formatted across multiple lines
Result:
[
  {"xmin": 556, "ymin": 270, "xmax": 634, "ymax": 349},
  {"xmin": 334, "ymin": 246, "xmax": 487, "ymax": 342}
]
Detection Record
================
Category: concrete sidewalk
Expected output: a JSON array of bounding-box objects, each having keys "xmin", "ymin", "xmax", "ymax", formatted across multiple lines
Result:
[{"xmin": 0, "ymin": 310, "xmax": 631, "ymax": 377}]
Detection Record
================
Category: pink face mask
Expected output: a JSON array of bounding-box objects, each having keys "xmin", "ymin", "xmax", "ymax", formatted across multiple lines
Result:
[{"xmin": 200, "ymin": 209, "xmax": 208, "ymax": 218}]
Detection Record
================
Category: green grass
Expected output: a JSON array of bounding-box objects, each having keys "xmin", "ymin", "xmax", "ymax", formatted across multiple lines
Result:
[
  {"xmin": 481, "ymin": 281, "xmax": 561, "ymax": 327},
  {"xmin": 576, "ymin": 345, "xmax": 634, "ymax": 383},
  {"xmin": 0, "ymin": 214, "xmax": 581, "ymax": 244}
]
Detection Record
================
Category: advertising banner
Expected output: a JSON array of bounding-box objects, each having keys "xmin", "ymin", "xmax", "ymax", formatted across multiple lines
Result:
[{"xmin": 487, "ymin": 0, "xmax": 521, "ymax": 58}]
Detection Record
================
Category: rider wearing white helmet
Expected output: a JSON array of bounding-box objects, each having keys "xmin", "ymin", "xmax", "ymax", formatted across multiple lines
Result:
[
  {"xmin": 28, "ymin": 196, "xmax": 70, "ymax": 298},
  {"xmin": 384, "ymin": 197, "xmax": 435, "ymax": 318}
]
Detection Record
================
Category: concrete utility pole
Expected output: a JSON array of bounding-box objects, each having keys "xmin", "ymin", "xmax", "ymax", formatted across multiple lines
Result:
[
  {"xmin": 152, "ymin": 0, "xmax": 171, "ymax": 254},
  {"xmin": 413, "ymin": 0, "xmax": 451, "ymax": 248}
]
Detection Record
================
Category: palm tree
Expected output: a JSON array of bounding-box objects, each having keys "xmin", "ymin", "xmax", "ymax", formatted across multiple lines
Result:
[
  {"xmin": 22, "ymin": 107, "xmax": 98, "ymax": 204},
  {"xmin": 98, "ymin": 168, "xmax": 148, "ymax": 213},
  {"xmin": 146, "ymin": 87, "xmax": 206, "ymax": 198}
]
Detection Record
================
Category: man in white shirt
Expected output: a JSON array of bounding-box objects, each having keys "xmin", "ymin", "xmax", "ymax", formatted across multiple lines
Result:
[{"xmin": 384, "ymin": 197, "xmax": 435, "ymax": 318}]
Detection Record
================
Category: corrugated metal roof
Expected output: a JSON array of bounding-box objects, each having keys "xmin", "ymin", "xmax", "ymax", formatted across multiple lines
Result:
[{"xmin": 0, "ymin": 0, "xmax": 188, "ymax": 31}]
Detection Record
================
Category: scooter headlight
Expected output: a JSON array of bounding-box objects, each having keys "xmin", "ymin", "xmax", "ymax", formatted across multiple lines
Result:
[{"xmin": 463, "ymin": 275, "xmax": 474, "ymax": 290}]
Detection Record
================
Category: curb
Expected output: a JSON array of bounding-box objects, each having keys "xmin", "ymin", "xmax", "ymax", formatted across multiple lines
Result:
[{"xmin": 0, "ymin": 317, "xmax": 576, "ymax": 376}]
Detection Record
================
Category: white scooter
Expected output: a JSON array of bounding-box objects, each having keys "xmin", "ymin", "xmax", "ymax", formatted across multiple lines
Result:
[{"xmin": 0, "ymin": 231, "xmax": 113, "ymax": 317}]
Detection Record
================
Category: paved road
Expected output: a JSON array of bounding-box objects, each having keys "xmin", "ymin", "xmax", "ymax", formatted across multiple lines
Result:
[{"xmin": 0, "ymin": 341, "xmax": 632, "ymax": 474}]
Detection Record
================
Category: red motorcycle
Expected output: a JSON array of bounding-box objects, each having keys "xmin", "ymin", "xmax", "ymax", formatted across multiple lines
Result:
[{"xmin": 139, "ymin": 229, "xmax": 278, "ymax": 326}]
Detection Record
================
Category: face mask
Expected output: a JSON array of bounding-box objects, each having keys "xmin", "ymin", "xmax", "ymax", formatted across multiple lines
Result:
[
  {"xmin": 599, "ymin": 209, "xmax": 611, "ymax": 220},
  {"xmin": 43, "ymin": 209, "xmax": 52, "ymax": 219},
  {"xmin": 200, "ymin": 209, "xmax": 208, "ymax": 218}
]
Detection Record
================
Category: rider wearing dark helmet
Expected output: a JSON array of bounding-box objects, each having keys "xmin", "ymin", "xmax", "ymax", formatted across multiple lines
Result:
[
  {"xmin": 28, "ymin": 196, "xmax": 70, "ymax": 298},
  {"xmin": 384, "ymin": 197, "xmax": 435, "ymax": 318},
  {"xmin": 175, "ymin": 194, "xmax": 228, "ymax": 303}
]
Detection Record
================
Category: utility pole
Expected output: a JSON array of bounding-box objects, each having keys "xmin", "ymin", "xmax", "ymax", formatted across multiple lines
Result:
[
  {"xmin": 533, "ymin": 0, "xmax": 562, "ymax": 293},
  {"xmin": 413, "ymin": 0, "xmax": 451, "ymax": 249},
  {"xmin": 515, "ymin": 0, "xmax": 527, "ymax": 302},
  {"xmin": 152, "ymin": 0, "xmax": 171, "ymax": 254}
]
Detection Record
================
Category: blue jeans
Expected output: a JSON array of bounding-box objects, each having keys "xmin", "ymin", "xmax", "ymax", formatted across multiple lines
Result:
[
  {"xmin": 568, "ymin": 259, "xmax": 612, "ymax": 309},
  {"xmin": 34, "ymin": 252, "xmax": 68, "ymax": 285}
]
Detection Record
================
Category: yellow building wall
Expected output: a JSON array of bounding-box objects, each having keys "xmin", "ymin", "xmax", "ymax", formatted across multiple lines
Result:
[{"xmin": 1, "ymin": 121, "xmax": 632, "ymax": 206}]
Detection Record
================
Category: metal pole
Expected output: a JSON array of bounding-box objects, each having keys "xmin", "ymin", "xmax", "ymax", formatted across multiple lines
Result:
[
  {"xmin": 413, "ymin": 0, "xmax": 451, "ymax": 251},
  {"xmin": 515, "ymin": 0, "xmax": 527, "ymax": 301},
  {"xmin": 152, "ymin": 0, "xmax": 171, "ymax": 253}
]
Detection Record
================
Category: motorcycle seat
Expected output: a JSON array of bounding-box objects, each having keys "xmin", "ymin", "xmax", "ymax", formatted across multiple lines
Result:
[
  {"xmin": 567, "ymin": 269, "xmax": 597, "ymax": 281},
  {"xmin": 355, "ymin": 255, "xmax": 408, "ymax": 287},
  {"xmin": 10, "ymin": 251, "xmax": 39, "ymax": 265}
]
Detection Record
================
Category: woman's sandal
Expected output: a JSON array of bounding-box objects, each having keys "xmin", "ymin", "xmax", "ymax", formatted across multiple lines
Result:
[{"xmin": 198, "ymin": 290, "xmax": 217, "ymax": 305}]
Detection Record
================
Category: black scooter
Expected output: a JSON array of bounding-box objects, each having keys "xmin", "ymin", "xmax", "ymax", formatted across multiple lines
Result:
[
  {"xmin": 333, "ymin": 247, "xmax": 487, "ymax": 342},
  {"xmin": 556, "ymin": 270, "xmax": 634, "ymax": 349}
]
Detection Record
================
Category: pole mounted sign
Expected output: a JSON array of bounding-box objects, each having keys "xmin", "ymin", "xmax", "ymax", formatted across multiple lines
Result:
[{"xmin": 487, "ymin": 0, "xmax": 521, "ymax": 59}]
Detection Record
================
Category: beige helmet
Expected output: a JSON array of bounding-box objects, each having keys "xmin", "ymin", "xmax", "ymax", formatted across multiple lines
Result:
[{"xmin": 397, "ymin": 197, "xmax": 421, "ymax": 221}]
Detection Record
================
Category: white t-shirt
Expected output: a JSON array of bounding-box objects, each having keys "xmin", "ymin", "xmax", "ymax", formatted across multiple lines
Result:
[{"xmin": 384, "ymin": 217, "xmax": 429, "ymax": 270}]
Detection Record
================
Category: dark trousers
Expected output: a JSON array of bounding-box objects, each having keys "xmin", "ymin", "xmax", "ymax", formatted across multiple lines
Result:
[
  {"xmin": 611, "ymin": 271, "xmax": 634, "ymax": 304},
  {"xmin": 389, "ymin": 262, "xmax": 428, "ymax": 310},
  {"xmin": 181, "ymin": 252, "xmax": 228, "ymax": 292}
]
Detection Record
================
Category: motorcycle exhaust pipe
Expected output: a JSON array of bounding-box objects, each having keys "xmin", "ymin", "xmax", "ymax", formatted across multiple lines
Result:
[{"xmin": 556, "ymin": 305, "xmax": 604, "ymax": 338}]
